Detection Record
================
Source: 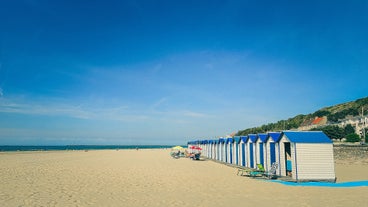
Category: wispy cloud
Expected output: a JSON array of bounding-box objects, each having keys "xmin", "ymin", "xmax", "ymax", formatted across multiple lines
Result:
[
  {"xmin": 151, "ymin": 97, "xmax": 168, "ymax": 110},
  {"xmin": 0, "ymin": 87, "xmax": 3, "ymax": 97},
  {"xmin": 0, "ymin": 97, "xmax": 91, "ymax": 119},
  {"xmin": 182, "ymin": 111, "xmax": 208, "ymax": 118}
]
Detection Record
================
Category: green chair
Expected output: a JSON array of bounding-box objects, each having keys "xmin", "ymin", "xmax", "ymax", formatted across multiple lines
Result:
[{"xmin": 244, "ymin": 164, "xmax": 265, "ymax": 177}]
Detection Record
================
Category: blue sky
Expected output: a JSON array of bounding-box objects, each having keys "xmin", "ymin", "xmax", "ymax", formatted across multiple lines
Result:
[{"xmin": 0, "ymin": 0, "xmax": 367, "ymax": 145}]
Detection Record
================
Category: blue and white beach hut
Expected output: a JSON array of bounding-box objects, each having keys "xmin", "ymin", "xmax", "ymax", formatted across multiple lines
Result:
[
  {"xmin": 279, "ymin": 131, "xmax": 336, "ymax": 182},
  {"xmin": 256, "ymin": 133, "xmax": 268, "ymax": 168},
  {"xmin": 239, "ymin": 136, "xmax": 249, "ymax": 167},
  {"xmin": 213, "ymin": 139, "xmax": 218, "ymax": 160},
  {"xmin": 200, "ymin": 140, "xmax": 208, "ymax": 157},
  {"xmin": 218, "ymin": 138, "xmax": 226, "ymax": 162},
  {"xmin": 233, "ymin": 136, "xmax": 241, "ymax": 166},
  {"xmin": 226, "ymin": 137, "xmax": 234, "ymax": 164},
  {"xmin": 266, "ymin": 132, "xmax": 282, "ymax": 173},
  {"xmin": 208, "ymin": 140, "xmax": 214, "ymax": 159},
  {"xmin": 248, "ymin": 134, "xmax": 258, "ymax": 169}
]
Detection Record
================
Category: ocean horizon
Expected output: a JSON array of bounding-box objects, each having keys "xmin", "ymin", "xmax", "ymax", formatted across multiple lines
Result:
[{"xmin": 0, "ymin": 145, "xmax": 181, "ymax": 152}]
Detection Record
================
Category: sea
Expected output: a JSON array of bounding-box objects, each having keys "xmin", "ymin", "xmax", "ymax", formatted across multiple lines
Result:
[{"xmin": 0, "ymin": 145, "xmax": 178, "ymax": 152}]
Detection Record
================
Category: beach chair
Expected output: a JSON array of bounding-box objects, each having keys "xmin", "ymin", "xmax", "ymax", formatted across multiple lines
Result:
[
  {"xmin": 243, "ymin": 164, "xmax": 265, "ymax": 177},
  {"xmin": 189, "ymin": 152, "xmax": 201, "ymax": 160},
  {"xmin": 193, "ymin": 153, "xmax": 201, "ymax": 160},
  {"xmin": 262, "ymin": 162, "xmax": 278, "ymax": 179}
]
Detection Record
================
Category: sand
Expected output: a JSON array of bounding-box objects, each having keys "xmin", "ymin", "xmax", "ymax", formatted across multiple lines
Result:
[{"xmin": 1, "ymin": 149, "xmax": 367, "ymax": 207}]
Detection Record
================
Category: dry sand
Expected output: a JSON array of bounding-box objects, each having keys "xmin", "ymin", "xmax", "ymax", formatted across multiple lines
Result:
[{"xmin": 1, "ymin": 149, "xmax": 367, "ymax": 207}]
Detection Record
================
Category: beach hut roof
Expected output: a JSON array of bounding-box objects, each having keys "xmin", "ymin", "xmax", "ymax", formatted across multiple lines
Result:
[
  {"xmin": 248, "ymin": 134, "xmax": 258, "ymax": 142},
  {"xmin": 226, "ymin": 138, "xmax": 234, "ymax": 143},
  {"xmin": 268, "ymin": 132, "xmax": 282, "ymax": 142},
  {"xmin": 187, "ymin": 140, "xmax": 198, "ymax": 145},
  {"xmin": 258, "ymin": 133, "xmax": 268, "ymax": 142},
  {"xmin": 282, "ymin": 131, "xmax": 332, "ymax": 143},
  {"xmin": 234, "ymin": 136, "xmax": 241, "ymax": 143},
  {"xmin": 240, "ymin": 136, "xmax": 248, "ymax": 142},
  {"xmin": 218, "ymin": 138, "xmax": 225, "ymax": 143}
]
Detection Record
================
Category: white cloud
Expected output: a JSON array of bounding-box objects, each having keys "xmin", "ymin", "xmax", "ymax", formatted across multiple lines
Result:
[
  {"xmin": 0, "ymin": 87, "xmax": 3, "ymax": 97},
  {"xmin": 151, "ymin": 97, "xmax": 168, "ymax": 109},
  {"xmin": 182, "ymin": 111, "xmax": 207, "ymax": 118}
]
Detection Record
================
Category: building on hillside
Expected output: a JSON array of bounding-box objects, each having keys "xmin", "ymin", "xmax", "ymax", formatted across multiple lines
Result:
[
  {"xmin": 298, "ymin": 116, "xmax": 328, "ymax": 131},
  {"xmin": 338, "ymin": 115, "xmax": 368, "ymax": 138}
]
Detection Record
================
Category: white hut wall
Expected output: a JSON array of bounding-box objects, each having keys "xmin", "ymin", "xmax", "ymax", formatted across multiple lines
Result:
[
  {"xmin": 222, "ymin": 143, "xmax": 226, "ymax": 162},
  {"xmin": 275, "ymin": 142, "xmax": 282, "ymax": 176},
  {"xmin": 234, "ymin": 142, "xmax": 239, "ymax": 165},
  {"xmin": 206, "ymin": 144, "xmax": 210, "ymax": 158},
  {"xmin": 241, "ymin": 142, "xmax": 249, "ymax": 166},
  {"xmin": 294, "ymin": 143, "xmax": 336, "ymax": 181},
  {"xmin": 227, "ymin": 143, "xmax": 231, "ymax": 164},
  {"xmin": 279, "ymin": 136, "xmax": 288, "ymax": 177}
]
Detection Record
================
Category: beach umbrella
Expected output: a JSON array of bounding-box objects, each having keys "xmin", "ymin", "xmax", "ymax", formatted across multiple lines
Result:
[
  {"xmin": 172, "ymin": 146, "xmax": 184, "ymax": 151},
  {"xmin": 190, "ymin": 146, "xmax": 202, "ymax": 150}
]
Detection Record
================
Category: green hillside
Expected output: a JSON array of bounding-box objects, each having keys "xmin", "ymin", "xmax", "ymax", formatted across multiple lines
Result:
[{"xmin": 236, "ymin": 97, "xmax": 368, "ymax": 136}]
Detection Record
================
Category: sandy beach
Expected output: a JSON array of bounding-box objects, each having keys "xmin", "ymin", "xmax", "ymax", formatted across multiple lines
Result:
[{"xmin": 1, "ymin": 149, "xmax": 367, "ymax": 207}]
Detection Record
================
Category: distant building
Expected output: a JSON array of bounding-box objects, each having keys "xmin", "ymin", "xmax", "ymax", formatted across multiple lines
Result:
[
  {"xmin": 298, "ymin": 116, "xmax": 327, "ymax": 131},
  {"xmin": 338, "ymin": 115, "xmax": 368, "ymax": 137}
]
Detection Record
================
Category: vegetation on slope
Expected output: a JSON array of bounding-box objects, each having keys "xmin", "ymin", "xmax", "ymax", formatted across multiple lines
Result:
[{"xmin": 236, "ymin": 97, "xmax": 368, "ymax": 140}]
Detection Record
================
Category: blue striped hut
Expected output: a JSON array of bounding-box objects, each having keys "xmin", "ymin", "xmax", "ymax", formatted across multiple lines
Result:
[
  {"xmin": 247, "ymin": 134, "xmax": 258, "ymax": 169},
  {"xmin": 256, "ymin": 133, "xmax": 268, "ymax": 169}
]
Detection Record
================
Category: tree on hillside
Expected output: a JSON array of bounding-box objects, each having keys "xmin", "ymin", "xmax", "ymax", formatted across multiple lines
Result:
[
  {"xmin": 344, "ymin": 124, "xmax": 355, "ymax": 135},
  {"xmin": 346, "ymin": 133, "xmax": 361, "ymax": 143},
  {"xmin": 311, "ymin": 125, "xmax": 344, "ymax": 140}
]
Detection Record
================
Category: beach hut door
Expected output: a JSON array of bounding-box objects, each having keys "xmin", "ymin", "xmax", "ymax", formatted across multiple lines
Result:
[
  {"xmin": 249, "ymin": 143, "xmax": 254, "ymax": 168},
  {"xmin": 241, "ymin": 143, "xmax": 246, "ymax": 166},
  {"xmin": 270, "ymin": 142, "xmax": 276, "ymax": 164},
  {"xmin": 259, "ymin": 143, "xmax": 264, "ymax": 167},
  {"xmin": 284, "ymin": 142, "xmax": 292, "ymax": 177}
]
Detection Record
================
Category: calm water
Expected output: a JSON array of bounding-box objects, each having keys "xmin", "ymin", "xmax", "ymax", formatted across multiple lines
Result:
[{"xmin": 0, "ymin": 145, "xmax": 178, "ymax": 152}]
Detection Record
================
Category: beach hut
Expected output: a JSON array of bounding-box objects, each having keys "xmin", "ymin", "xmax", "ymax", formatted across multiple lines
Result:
[
  {"xmin": 278, "ymin": 131, "xmax": 336, "ymax": 182},
  {"xmin": 218, "ymin": 138, "xmax": 226, "ymax": 162},
  {"xmin": 213, "ymin": 140, "xmax": 217, "ymax": 160},
  {"xmin": 248, "ymin": 134, "xmax": 258, "ymax": 169},
  {"xmin": 256, "ymin": 133, "xmax": 268, "ymax": 168},
  {"xmin": 203, "ymin": 140, "xmax": 209, "ymax": 158},
  {"xmin": 212, "ymin": 140, "xmax": 217, "ymax": 160},
  {"xmin": 207, "ymin": 140, "xmax": 213, "ymax": 159},
  {"xmin": 266, "ymin": 132, "xmax": 282, "ymax": 173},
  {"xmin": 239, "ymin": 136, "xmax": 249, "ymax": 167},
  {"xmin": 233, "ymin": 136, "xmax": 241, "ymax": 166},
  {"xmin": 226, "ymin": 138, "xmax": 234, "ymax": 164}
]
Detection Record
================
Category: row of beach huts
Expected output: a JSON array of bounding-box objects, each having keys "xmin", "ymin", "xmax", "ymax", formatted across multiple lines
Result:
[{"xmin": 187, "ymin": 131, "xmax": 336, "ymax": 182}]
